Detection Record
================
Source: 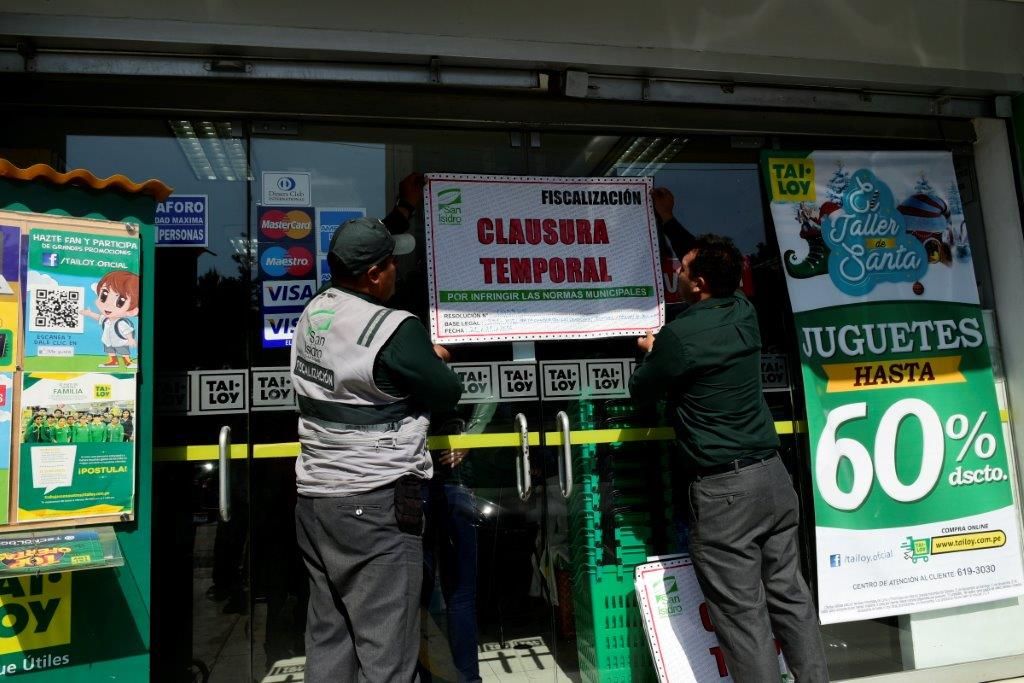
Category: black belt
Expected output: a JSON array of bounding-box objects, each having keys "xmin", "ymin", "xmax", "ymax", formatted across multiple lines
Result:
[{"xmin": 693, "ymin": 452, "xmax": 777, "ymax": 478}]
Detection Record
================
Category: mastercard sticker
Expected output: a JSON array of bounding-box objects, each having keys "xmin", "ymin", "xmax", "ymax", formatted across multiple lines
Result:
[{"xmin": 259, "ymin": 207, "xmax": 314, "ymax": 241}]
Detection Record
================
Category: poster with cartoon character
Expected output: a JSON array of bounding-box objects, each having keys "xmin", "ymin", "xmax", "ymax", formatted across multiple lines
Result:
[
  {"xmin": 24, "ymin": 228, "xmax": 140, "ymax": 373},
  {"xmin": 762, "ymin": 151, "xmax": 1024, "ymax": 623},
  {"xmin": 16, "ymin": 372, "xmax": 136, "ymax": 523}
]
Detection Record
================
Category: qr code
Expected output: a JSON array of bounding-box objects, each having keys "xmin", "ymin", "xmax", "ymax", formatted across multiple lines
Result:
[{"xmin": 29, "ymin": 285, "xmax": 85, "ymax": 333}]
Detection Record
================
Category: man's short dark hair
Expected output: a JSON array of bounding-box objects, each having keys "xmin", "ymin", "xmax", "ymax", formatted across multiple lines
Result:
[{"xmin": 689, "ymin": 234, "xmax": 743, "ymax": 297}]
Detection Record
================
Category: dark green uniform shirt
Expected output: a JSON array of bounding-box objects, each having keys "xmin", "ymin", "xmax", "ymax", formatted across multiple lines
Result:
[
  {"xmin": 72, "ymin": 424, "xmax": 91, "ymax": 443},
  {"xmin": 107, "ymin": 424, "xmax": 125, "ymax": 442},
  {"xmin": 89, "ymin": 423, "xmax": 108, "ymax": 443},
  {"xmin": 25, "ymin": 424, "xmax": 49, "ymax": 443},
  {"xmin": 628, "ymin": 291, "xmax": 779, "ymax": 468}
]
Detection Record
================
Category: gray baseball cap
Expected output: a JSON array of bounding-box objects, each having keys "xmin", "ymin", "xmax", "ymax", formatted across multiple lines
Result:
[{"xmin": 328, "ymin": 217, "xmax": 415, "ymax": 277}]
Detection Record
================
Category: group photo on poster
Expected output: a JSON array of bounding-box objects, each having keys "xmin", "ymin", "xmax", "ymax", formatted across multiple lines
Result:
[{"xmin": 17, "ymin": 372, "xmax": 136, "ymax": 522}]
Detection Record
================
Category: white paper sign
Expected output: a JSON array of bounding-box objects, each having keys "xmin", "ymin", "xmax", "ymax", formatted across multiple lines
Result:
[
  {"xmin": 31, "ymin": 445, "xmax": 76, "ymax": 495},
  {"xmin": 262, "ymin": 172, "xmax": 311, "ymax": 206},
  {"xmin": 635, "ymin": 556, "xmax": 790, "ymax": 682},
  {"xmin": 424, "ymin": 174, "xmax": 664, "ymax": 343}
]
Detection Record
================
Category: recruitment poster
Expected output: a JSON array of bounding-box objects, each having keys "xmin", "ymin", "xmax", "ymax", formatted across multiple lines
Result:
[
  {"xmin": 17, "ymin": 372, "xmax": 136, "ymax": 523},
  {"xmin": 424, "ymin": 174, "xmax": 664, "ymax": 343},
  {"xmin": 24, "ymin": 228, "xmax": 140, "ymax": 373},
  {"xmin": 764, "ymin": 150, "xmax": 1024, "ymax": 623},
  {"xmin": 257, "ymin": 206, "xmax": 316, "ymax": 349}
]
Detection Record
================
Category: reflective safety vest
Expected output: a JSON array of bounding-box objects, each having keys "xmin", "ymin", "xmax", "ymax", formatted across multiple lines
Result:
[{"xmin": 290, "ymin": 288, "xmax": 432, "ymax": 496}]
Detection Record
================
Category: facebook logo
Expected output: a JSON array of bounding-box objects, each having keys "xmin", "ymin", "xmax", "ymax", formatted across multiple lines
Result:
[
  {"xmin": 41, "ymin": 252, "xmax": 59, "ymax": 267},
  {"xmin": 829, "ymin": 554, "xmax": 841, "ymax": 568}
]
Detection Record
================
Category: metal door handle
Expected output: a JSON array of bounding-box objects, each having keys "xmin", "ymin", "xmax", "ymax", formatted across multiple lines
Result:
[
  {"xmin": 555, "ymin": 411, "xmax": 573, "ymax": 498},
  {"xmin": 514, "ymin": 413, "xmax": 532, "ymax": 501},
  {"xmin": 218, "ymin": 425, "xmax": 232, "ymax": 522}
]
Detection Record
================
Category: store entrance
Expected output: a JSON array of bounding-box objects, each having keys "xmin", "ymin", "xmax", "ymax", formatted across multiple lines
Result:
[
  {"xmin": 21, "ymin": 115, "xmax": 801, "ymax": 682},
  {"xmin": 141, "ymin": 123, "xmax": 802, "ymax": 682},
  {"xmin": 244, "ymin": 127, "xmax": 559, "ymax": 682},
  {"xmin": 1, "ymin": 105, "xmax": 999, "ymax": 683}
]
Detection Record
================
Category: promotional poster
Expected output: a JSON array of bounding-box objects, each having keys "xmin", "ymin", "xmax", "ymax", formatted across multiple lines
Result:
[
  {"xmin": 424, "ymin": 174, "xmax": 664, "ymax": 343},
  {"xmin": 0, "ymin": 530, "xmax": 105, "ymax": 574},
  {"xmin": 17, "ymin": 372, "xmax": 136, "ymax": 523},
  {"xmin": 257, "ymin": 206, "xmax": 316, "ymax": 349},
  {"xmin": 0, "ymin": 225, "xmax": 21, "ymax": 371},
  {"xmin": 764, "ymin": 151, "xmax": 1024, "ymax": 623},
  {"xmin": 24, "ymin": 228, "xmax": 140, "ymax": 373}
]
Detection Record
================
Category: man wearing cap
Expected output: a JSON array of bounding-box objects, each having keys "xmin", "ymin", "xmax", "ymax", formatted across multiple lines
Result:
[{"xmin": 291, "ymin": 216, "xmax": 463, "ymax": 683}]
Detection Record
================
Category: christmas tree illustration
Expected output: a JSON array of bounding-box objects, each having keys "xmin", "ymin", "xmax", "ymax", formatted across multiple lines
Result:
[{"xmin": 947, "ymin": 180, "xmax": 963, "ymax": 216}]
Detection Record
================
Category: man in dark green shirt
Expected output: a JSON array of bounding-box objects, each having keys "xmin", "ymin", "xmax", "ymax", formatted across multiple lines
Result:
[{"xmin": 629, "ymin": 235, "xmax": 828, "ymax": 683}]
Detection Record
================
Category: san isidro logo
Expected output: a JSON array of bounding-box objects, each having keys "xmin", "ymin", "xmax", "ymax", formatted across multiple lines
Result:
[
  {"xmin": 653, "ymin": 575, "xmax": 682, "ymax": 617},
  {"xmin": 822, "ymin": 169, "xmax": 927, "ymax": 295},
  {"xmin": 437, "ymin": 188, "xmax": 462, "ymax": 226}
]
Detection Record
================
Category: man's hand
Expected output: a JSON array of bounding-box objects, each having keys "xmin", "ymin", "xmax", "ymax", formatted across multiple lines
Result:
[
  {"xmin": 637, "ymin": 329, "xmax": 655, "ymax": 353},
  {"xmin": 651, "ymin": 187, "xmax": 675, "ymax": 222},
  {"xmin": 433, "ymin": 344, "xmax": 452, "ymax": 362},
  {"xmin": 438, "ymin": 449, "xmax": 468, "ymax": 468},
  {"xmin": 397, "ymin": 172, "xmax": 426, "ymax": 214}
]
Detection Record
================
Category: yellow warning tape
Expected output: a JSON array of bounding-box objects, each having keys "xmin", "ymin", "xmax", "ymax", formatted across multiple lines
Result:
[
  {"xmin": 153, "ymin": 413, "xmax": 1012, "ymax": 462},
  {"xmin": 153, "ymin": 443, "xmax": 249, "ymax": 462}
]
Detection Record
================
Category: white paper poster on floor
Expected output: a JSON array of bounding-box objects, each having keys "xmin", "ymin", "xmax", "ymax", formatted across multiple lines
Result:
[{"xmin": 635, "ymin": 555, "xmax": 791, "ymax": 682}]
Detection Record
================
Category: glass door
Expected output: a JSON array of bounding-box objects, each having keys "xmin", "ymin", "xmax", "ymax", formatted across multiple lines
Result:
[
  {"xmin": 49, "ymin": 118, "xmax": 255, "ymax": 683},
  {"xmin": 246, "ymin": 124, "xmax": 564, "ymax": 682}
]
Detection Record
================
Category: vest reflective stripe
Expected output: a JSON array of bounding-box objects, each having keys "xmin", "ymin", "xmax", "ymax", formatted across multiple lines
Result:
[
  {"xmin": 290, "ymin": 288, "xmax": 415, "ymax": 407},
  {"xmin": 290, "ymin": 288, "xmax": 429, "ymax": 496},
  {"xmin": 297, "ymin": 394, "xmax": 412, "ymax": 425},
  {"xmin": 357, "ymin": 308, "xmax": 395, "ymax": 347}
]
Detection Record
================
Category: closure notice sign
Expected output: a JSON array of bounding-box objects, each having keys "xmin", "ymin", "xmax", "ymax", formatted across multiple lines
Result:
[{"xmin": 424, "ymin": 174, "xmax": 664, "ymax": 343}]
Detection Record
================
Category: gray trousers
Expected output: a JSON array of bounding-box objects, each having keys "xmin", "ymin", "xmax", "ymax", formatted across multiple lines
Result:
[
  {"xmin": 295, "ymin": 489, "xmax": 422, "ymax": 683},
  {"xmin": 688, "ymin": 456, "xmax": 830, "ymax": 683}
]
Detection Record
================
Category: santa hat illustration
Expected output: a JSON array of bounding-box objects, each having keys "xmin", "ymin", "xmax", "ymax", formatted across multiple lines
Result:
[{"xmin": 898, "ymin": 193, "xmax": 950, "ymax": 233}]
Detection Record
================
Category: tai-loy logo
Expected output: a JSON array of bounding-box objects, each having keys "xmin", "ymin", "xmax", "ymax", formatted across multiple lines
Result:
[{"xmin": 437, "ymin": 188, "xmax": 462, "ymax": 226}]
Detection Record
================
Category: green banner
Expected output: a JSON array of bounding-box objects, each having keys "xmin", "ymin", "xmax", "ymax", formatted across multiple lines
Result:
[{"xmin": 764, "ymin": 150, "xmax": 1024, "ymax": 625}]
